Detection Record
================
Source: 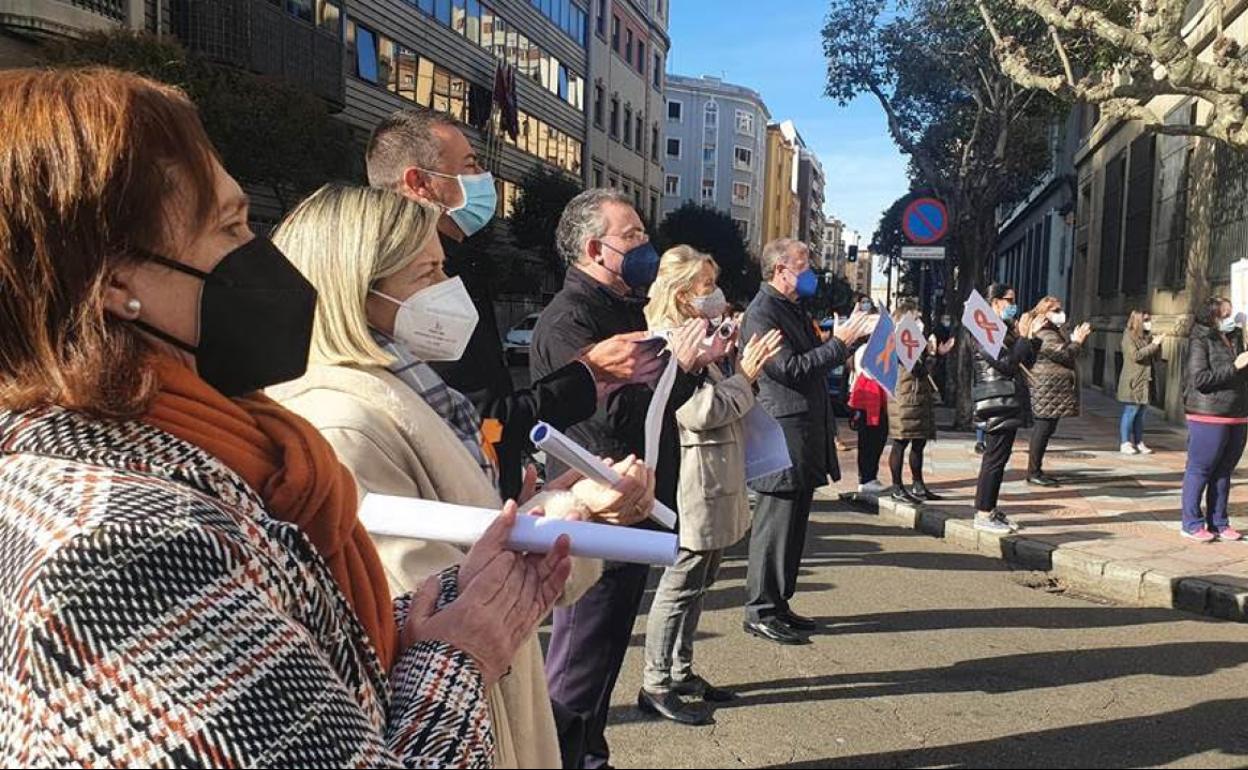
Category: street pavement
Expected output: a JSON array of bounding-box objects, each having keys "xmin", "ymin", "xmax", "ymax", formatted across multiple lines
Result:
[{"xmin": 598, "ymin": 508, "xmax": 1248, "ymax": 768}]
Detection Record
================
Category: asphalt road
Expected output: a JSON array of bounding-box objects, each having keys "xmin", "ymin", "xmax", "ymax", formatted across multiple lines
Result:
[{"xmin": 593, "ymin": 502, "xmax": 1248, "ymax": 769}]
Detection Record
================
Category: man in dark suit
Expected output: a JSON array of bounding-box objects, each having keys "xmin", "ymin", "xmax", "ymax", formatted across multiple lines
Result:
[
  {"xmin": 741, "ymin": 238, "xmax": 874, "ymax": 645},
  {"xmin": 365, "ymin": 108, "xmax": 662, "ymax": 500}
]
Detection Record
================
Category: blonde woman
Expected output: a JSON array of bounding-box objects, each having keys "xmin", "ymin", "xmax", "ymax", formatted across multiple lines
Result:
[
  {"xmin": 1026, "ymin": 296, "xmax": 1092, "ymax": 486},
  {"xmin": 1118, "ymin": 310, "xmax": 1167, "ymax": 454},
  {"xmin": 267, "ymin": 184, "xmax": 655, "ymax": 768},
  {"xmin": 638, "ymin": 246, "xmax": 783, "ymax": 725}
]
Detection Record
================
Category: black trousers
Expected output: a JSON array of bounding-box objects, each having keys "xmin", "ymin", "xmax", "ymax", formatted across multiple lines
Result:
[
  {"xmin": 857, "ymin": 413, "xmax": 889, "ymax": 484},
  {"xmin": 744, "ymin": 488, "xmax": 814, "ymax": 623},
  {"xmin": 545, "ymin": 561, "xmax": 651, "ymax": 768},
  {"xmin": 1028, "ymin": 417, "xmax": 1060, "ymax": 476},
  {"xmin": 975, "ymin": 428, "xmax": 1018, "ymax": 512},
  {"xmin": 889, "ymin": 438, "xmax": 928, "ymax": 487}
]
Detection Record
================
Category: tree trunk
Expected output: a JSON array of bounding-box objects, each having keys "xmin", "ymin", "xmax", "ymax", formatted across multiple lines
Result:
[{"xmin": 943, "ymin": 205, "xmax": 1000, "ymax": 431}]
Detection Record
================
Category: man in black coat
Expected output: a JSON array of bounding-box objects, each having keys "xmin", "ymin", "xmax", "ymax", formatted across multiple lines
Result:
[
  {"xmin": 365, "ymin": 108, "xmax": 662, "ymax": 500},
  {"xmin": 741, "ymin": 238, "xmax": 874, "ymax": 645}
]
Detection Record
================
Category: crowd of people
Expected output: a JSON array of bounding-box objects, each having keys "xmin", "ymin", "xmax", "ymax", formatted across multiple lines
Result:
[{"xmin": 1, "ymin": 67, "xmax": 1245, "ymax": 769}]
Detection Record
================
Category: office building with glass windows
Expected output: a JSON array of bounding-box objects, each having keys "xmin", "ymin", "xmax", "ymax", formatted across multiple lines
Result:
[{"xmin": 660, "ymin": 73, "xmax": 770, "ymax": 255}]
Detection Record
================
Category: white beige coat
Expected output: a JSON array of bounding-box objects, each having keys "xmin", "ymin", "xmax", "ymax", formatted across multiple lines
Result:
[
  {"xmin": 674, "ymin": 368, "xmax": 755, "ymax": 552},
  {"xmin": 270, "ymin": 364, "xmax": 602, "ymax": 769}
]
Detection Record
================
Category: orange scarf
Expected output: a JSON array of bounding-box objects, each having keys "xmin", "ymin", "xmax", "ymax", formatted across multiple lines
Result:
[{"xmin": 143, "ymin": 356, "xmax": 397, "ymax": 671}]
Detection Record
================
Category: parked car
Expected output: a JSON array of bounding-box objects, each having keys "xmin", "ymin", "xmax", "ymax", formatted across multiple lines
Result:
[{"xmin": 503, "ymin": 313, "xmax": 541, "ymax": 365}]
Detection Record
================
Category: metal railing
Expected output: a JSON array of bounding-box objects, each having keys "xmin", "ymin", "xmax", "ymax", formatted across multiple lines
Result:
[{"xmin": 68, "ymin": 0, "xmax": 126, "ymax": 22}]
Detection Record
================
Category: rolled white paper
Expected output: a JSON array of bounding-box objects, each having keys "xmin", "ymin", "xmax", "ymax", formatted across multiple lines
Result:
[
  {"xmin": 530, "ymin": 422, "xmax": 679, "ymax": 529},
  {"xmin": 359, "ymin": 494, "xmax": 679, "ymax": 566}
]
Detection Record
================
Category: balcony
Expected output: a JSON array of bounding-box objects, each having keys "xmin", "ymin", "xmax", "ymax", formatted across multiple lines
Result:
[
  {"xmin": 0, "ymin": 0, "xmax": 134, "ymax": 38},
  {"xmin": 172, "ymin": 0, "xmax": 344, "ymax": 109}
]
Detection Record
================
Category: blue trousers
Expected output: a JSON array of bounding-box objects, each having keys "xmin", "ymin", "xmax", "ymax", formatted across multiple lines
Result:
[
  {"xmin": 1181, "ymin": 421, "xmax": 1247, "ymax": 534},
  {"xmin": 1120, "ymin": 404, "xmax": 1146, "ymax": 445}
]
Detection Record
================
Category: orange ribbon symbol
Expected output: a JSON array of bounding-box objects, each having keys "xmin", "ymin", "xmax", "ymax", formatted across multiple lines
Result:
[
  {"xmin": 973, "ymin": 309, "xmax": 1001, "ymax": 344},
  {"xmin": 875, "ymin": 334, "xmax": 896, "ymax": 374},
  {"xmin": 900, "ymin": 329, "xmax": 920, "ymax": 360}
]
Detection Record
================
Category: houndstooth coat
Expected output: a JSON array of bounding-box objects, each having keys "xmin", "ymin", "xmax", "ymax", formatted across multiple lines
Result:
[{"xmin": 0, "ymin": 406, "xmax": 494, "ymax": 768}]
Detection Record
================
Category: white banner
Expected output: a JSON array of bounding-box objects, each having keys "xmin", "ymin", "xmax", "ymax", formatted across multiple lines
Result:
[
  {"xmin": 894, "ymin": 314, "xmax": 925, "ymax": 372},
  {"xmin": 962, "ymin": 289, "xmax": 1005, "ymax": 360}
]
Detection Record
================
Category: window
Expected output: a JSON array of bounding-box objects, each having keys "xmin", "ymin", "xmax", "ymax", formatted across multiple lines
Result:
[
  {"xmin": 635, "ymin": 115, "xmax": 643, "ymax": 154},
  {"xmin": 1098, "ymin": 152, "xmax": 1126, "ymax": 297},
  {"xmin": 623, "ymin": 106, "xmax": 632, "ymax": 146},
  {"xmin": 704, "ymin": 102, "xmax": 717, "ymax": 127},
  {"xmin": 416, "ymin": 56, "xmax": 434, "ymax": 106},
  {"xmin": 480, "ymin": 5, "xmax": 494, "ymax": 47},
  {"xmin": 596, "ymin": 0, "xmax": 606, "ymax": 36},
  {"xmin": 1121, "ymin": 134, "xmax": 1156, "ymax": 295},
  {"xmin": 666, "ymin": 137, "xmax": 681, "ymax": 158},
  {"xmin": 287, "ymin": 0, "xmax": 314, "ymax": 23},
  {"xmin": 637, "ymin": 41, "xmax": 644, "ymax": 72},
  {"xmin": 466, "ymin": 0, "xmax": 481, "ymax": 42},
  {"xmin": 396, "ymin": 46, "xmax": 418, "ymax": 101},
  {"xmin": 506, "ymin": 27, "xmax": 520, "ymax": 68},
  {"xmin": 736, "ymin": 109, "xmax": 754, "ymax": 135},
  {"xmin": 651, "ymin": 124, "xmax": 659, "ymax": 162},
  {"xmin": 1158, "ymin": 102, "xmax": 1196, "ymax": 288},
  {"xmin": 316, "ymin": 0, "xmax": 341, "ymax": 34},
  {"xmin": 432, "ymin": 66, "xmax": 451, "ymax": 113},
  {"xmin": 419, "ymin": 0, "xmax": 434, "ymax": 13},
  {"xmin": 702, "ymin": 144, "xmax": 715, "ymax": 163},
  {"xmin": 702, "ymin": 179, "xmax": 715, "ymax": 201},
  {"xmin": 734, "ymin": 218, "xmax": 750, "ymax": 239},
  {"xmin": 452, "ymin": 0, "xmax": 466, "ymax": 35},
  {"xmin": 377, "ymin": 35, "xmax": 396, "ymax": 90},
  {"xmin": 491, "ymin": 17, "xmax": 508, "ymax": 60},
  {"xmin": 667, "ymin": 99, "xmax": 682, "ymax": 121},
  {"xmin": 593, "ymin": 84, "xmax": 604, "ymax": 128},
  {"xmin": 558, "ymin": 64, "xmax": 569, "ymax": 101},
  {"xmin": 653, "ymin": 53, "xmax": 661, "ymax": 88},
  {"xmin": 435, "ymin": 0, "xmax": 452, "ymax": 25},
  {"xmin": 732, "ymin": 182, "xmax": 750, "ymax": 205},
  {"xmin": 664, "ymin": 174, "xmax": 680, "ymax": 195},
  {"xmin": 355, "ymin": 24, "xmax": 379, "ymax": 83},
  {"xmin": 612, "ymin": 14, "xmax": 620, "ymax": 51},
  {"xmin": 650, "ymin": 194, "xmax": 658, "ymax": 226},
  {"xmin": 625, "ymin": 29, "xmax": 632, "ymax": 62},
  {"xmin": 734, "ymin": 146, "xmax": 753, "ymax": 171},
  {"xmin": 610, "ymin": 97, "xmax": 619, "ymax": 138},
  {"xmin": 594, "ymin": 166, "xmax": 604, "ymax": 187}
]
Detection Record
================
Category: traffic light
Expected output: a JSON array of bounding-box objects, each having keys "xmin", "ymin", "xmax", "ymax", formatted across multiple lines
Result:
[{"xmin": 846, "ymin": 245, "xmax": 858, "ymax": 262}]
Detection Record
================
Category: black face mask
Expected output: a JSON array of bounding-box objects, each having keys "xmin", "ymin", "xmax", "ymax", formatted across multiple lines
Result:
[{"xmin": 133, "ymin": 237, "xmax": 318, "ymax": 397}]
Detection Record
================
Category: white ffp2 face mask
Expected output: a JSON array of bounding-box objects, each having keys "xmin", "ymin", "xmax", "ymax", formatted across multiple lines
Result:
[
  {"xmin": 690, "ymin": 287, "xmax": 729, "ymax": 319},
  {"xmin": 372, "ymin": 276, "xmax": 479, "ymax": 362},
  {"xmin": 1048, "ymin": 311, "xmax": 1067, "ymax": 326}
]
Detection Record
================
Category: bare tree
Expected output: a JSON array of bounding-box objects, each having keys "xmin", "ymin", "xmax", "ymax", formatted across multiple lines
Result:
[{"xmin": 979, "ymin": 0, "xmax": 1248, "ymax": 147}]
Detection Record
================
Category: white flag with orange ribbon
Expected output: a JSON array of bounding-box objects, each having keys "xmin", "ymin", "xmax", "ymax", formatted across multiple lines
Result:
[
  {"xmin": 894, "ymin": 314, "xmax": 925, "ymax": 373},
  {"xmin": 962, "ymin": 289, "xmax": 1005, "ymax": 360}
]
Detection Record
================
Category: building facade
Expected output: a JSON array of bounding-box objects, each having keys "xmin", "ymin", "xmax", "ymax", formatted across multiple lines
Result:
[
  {"xmin": 822, "ymin": 217, "xmax": 845, "ymax": 275},
  {"xmin": 1065, "ymin": 0, "xmax": 1241, "ymax": 422},
  {"xmin": 585, "ymin": 0, "xmax": 668, "ymax": 226},
  {"xmin": 660, "ymin": 73, "xmax": 770, "ymax": 254},
  {"xmin": 0, "ymin": 0, "xmax": 157, "ymax": 66},
  {"xmin": 761, "ymin": 122, "xmax": 799, "ymax": 245},
  {"xmin": 796, "ymin": 147, "xmax": 826, "ymax": 260}
]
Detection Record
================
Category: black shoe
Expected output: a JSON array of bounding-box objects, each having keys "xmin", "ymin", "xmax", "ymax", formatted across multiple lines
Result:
[
  {"xmin": 974, "ymin": 442, "xmax": 986, "ymax": 455},
  {"xmin": 891, "ymin": 485, "xmax": 924, "ymax": 505},
  {"xmin": 637, "ymin": 688, "xmax": 712, "ymax": 725},
  {"xmin": 780, "ymin": 611, "xmax": 818, "ymax": 631},
  {"xmin": 743, "ymin": 619, "xmax": 809, "ymax": 645},
  {"xmin": 912, "ymin": 483, "xmax": 943, "ymax": 501},
  {"xmin": 672, "ymin": 674, "xmax": 738, "ymax": 702},
  {"xmin": 1027, "ymin": 473, "xmax": 1059, "ymax": 487}
]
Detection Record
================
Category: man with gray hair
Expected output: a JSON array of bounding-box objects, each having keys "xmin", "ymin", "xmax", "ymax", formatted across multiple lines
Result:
[
  {"xmin": 531, "ymin": 188, "xmax": 703, "ymax": 765},
  {"xmin": 366, "ymin": 108, "xmax": 660, "ymax": 500},
  {"xmin": 741, "ymin": 238, "xmax": 874, "ymax": 646}
]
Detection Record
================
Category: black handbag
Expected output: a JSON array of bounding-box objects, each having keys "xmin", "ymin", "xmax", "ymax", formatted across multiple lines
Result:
[{"xmin": 973, "ymin": 379, "xmax": 1019, "ymax": 420}]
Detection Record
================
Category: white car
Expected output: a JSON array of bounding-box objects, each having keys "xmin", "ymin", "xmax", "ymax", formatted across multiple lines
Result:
[{"xmin": 503, "ymin": 313, "xmax": 541, "ymax": 365}]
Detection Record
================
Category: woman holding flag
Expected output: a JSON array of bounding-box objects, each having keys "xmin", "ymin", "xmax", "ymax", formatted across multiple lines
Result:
[
  {"xmin": 887, "ymin": 300, "xmax": 955, "ymax": 504},
  {"xmin": 970, "ymin": 283, "xmax": 1041, "ymax": 534}
]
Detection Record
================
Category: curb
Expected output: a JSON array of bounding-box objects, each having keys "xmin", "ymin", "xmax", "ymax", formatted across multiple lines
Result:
[{"xmin": 838, "ymin": 493, "xmax": 1248, "ymax": 623}]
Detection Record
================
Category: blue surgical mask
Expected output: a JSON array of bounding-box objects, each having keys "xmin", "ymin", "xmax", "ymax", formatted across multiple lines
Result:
[
  {"xmin": 795, "ymin": 268, "xmax": 819, "ymax": 299},
  {"xmin": 1219, "ymin": 316, "xmax": 1238, "ymax": 333},
  {"xmin": 1001, "ymin": 303, "xmax": 1019, "ymax": 321},
  {"xmin": 602, "ymin": 240, "xmax": 660, "ymax": 290},
  {"xmin": 422, "ymin": 168, "xmax": 498, "ymax": 237}
]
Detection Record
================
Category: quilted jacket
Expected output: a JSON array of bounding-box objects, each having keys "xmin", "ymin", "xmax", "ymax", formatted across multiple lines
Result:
[
  {"xmin": 1031, "ymin": 324, "xmax": 1084, "ymax": 419},
  {"xmin": 888, "ymin": 352, "xmax": 937, "ymax": 441},
  {"xmin": 0, "ymin": 407, "xmax": 494, "ymax": 768}
]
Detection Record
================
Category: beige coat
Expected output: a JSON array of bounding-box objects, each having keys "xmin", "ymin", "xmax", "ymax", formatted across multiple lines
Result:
[
  {"xmin": 269, "ymin": 364, "xmax": 602, "ymax": 770},
  {"xmin": 674, "ymin": 368, "xmax": 755, "ymax": 552}
]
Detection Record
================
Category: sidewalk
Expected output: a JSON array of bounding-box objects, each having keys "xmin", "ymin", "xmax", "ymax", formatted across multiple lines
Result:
[{"xmin": 824, "ymin": 387, "xmax": 1248, "ymax": 622}]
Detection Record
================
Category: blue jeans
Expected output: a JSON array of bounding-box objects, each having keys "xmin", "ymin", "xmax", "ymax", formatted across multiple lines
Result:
[
  {"xmin": 1120, "ymin": 404, "xmax": 1147, "ymax": 445},
  {"xmin": 1181, "ymin": 421, "xmax": 1248, "ymax": 534},
  {"xmin": 976, "ymin": 427, "xmax": 986, "ymax": 444}
]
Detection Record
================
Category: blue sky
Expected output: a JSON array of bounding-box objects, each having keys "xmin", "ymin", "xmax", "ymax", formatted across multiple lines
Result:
[{"xmin": 666, "ymin": 0, "xmax": 909, "ymax": 242}]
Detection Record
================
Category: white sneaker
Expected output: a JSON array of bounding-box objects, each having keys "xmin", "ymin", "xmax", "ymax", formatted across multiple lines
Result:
[
  {"xmin": 974, "ymin": 514, "xmax": 1012, "ymax": 535},
  {"xmin": 1120, "ymin": 442, "xmax": 1139, "ymax": 455},
  {"xmin": 858, "ymin": 480, "xmax": 886, "ymax": 495},
  {"xmin": 1136, "ymin": 443, "xmax": 1154, "ymax": 455}
]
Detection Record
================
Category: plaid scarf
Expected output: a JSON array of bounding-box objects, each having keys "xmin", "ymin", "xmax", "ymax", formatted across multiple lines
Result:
[{"xmin": 373, "ymin": 330, "xmax": 499, "ymax": 488}]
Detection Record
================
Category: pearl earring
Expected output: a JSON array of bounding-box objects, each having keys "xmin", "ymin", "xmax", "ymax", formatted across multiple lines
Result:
[{"xmin": 125, "ymin": 298, "xmax": 142, "ymax": 316}]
